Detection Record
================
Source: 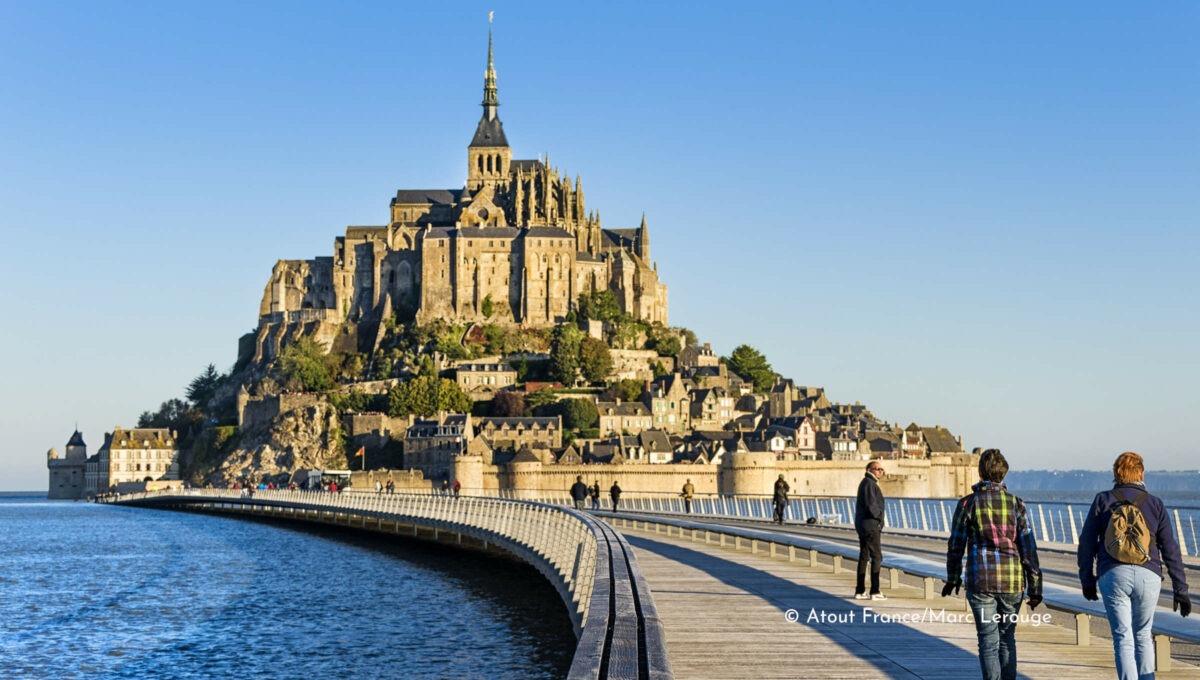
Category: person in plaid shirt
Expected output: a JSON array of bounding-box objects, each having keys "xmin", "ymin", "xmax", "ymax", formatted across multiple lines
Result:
[{"xmin": 942, "ymin": 449, "xmax": 1043, "ymax": 680}]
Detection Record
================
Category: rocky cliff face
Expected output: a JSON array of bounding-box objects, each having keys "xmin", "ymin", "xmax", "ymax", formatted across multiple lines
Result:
[{"xmin": 211, "ymin": 399, "xmax": 346, "ymax": 485}]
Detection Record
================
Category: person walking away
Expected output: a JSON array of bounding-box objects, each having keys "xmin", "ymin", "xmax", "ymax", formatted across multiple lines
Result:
[
  {"xmin": 610, "ymin": 481, "xmax": 622, "ymax": 513},
  {"xmin": 1078, "ymin": 451, "xmax": 1190, "ymax": 680},
  {"xmin": 682, "ymin": 479, "xmax": 695, "ymax": 514},
  {"xmin": 386, "ymin": 479, "xmax": 394, "ymax": 495},
  {"xmin": 375, "ymin": 480, "xmax": 382, "ymax": 495},
  {"xmin": 772, "ymin": 474, "xmax": 790, "ymax": 524},
  {"xmin": 452, "ymin": 479, "xmax": 461, "ymax": 497},
  {"xmin": 441, "ymin": 479, "xmax": 449, "ymax": 496},
  {"xmin": 570, "ymin": 475, "xmax": 589, "ymax": 511},
  {"xmin": 590, "ymin": 481, "xmax": 601, "ymax": 511},
  {"xmin": 855, "ymin": 461, "xmax": 887, "ymax": 601},
  {"xmin": 943, "ymin": 449, "xmax": 1042, "ymax": 680}
]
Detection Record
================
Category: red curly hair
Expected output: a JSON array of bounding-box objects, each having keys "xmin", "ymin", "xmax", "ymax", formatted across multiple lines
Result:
[{"xmin": 1113, "ymin": 451, "xmax": 1145, "ymax": 484}]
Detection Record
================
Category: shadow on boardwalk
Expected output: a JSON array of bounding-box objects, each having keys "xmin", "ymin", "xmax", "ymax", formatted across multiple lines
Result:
[{"xmin": 626, "ymin": 533, "xmax": 1037, "ymax": 680}]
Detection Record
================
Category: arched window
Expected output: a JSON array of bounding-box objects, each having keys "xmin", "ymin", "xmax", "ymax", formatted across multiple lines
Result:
[{"xmin": 477, "ymin": 155, "xmax": 484, "ymax": 173}]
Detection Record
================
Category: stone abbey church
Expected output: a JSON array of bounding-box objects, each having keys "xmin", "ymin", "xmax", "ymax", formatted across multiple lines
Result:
[{"xmin": 255, "ymin": 26, "xmax": 668, "ymax": 361}]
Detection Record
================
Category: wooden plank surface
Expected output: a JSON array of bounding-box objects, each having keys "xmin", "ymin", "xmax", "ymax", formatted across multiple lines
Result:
[{"xmin": 623, "ymin": 527, "xmax": 1200, "ymax": 680}]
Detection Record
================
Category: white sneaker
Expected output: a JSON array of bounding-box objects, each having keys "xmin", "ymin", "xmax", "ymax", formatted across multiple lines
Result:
[
  {"xmin": 871, "ymin": 593, "xmax": 887, "ymax": 601},
  {"xmin": 854, "ymin": 593, "xmax": 870, "ymax": 600}
]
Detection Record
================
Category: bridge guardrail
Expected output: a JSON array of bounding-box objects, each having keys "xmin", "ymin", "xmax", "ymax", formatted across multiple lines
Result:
[
  {"xmin": 602, "ymin": 510, "xmax": 1200, "ymax": 673},
  {"xmin": 101, "ymin": 489, "xmax": 672, "ymax": 680},
  {"xmin": 429, "ymin": 488, "xmax": 1198, "ymax": 558}
]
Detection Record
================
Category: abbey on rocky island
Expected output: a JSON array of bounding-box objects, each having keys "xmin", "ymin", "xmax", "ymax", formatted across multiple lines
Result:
[{"xmin": 254, "ymin": 23, "xmax": 667, "ymax": 362}]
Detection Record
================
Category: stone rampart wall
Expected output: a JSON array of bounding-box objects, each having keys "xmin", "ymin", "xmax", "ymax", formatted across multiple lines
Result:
[{"xmin": 458, "ymin": 455, "xmax": 977, "ymax": 499}]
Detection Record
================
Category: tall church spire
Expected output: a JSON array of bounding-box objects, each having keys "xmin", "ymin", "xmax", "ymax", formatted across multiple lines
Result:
[
  {"xmin": 469, "ymin": 13, "xmax": 508, "ymax": 148},
  {"xmin": 482, "ymin": 12, "xmax": 498, "ymax": 119},
  {"xmin": 467, "ymin": 13, "xmax": 511, "ymax": 191}
]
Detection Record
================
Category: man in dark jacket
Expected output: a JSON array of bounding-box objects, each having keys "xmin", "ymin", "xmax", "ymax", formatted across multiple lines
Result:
[
  {"xmin": 610, "ymin": 481, "xmax": 622, "ymax": 512},
  {"xmin": 569, "ymin": 475, "xmax": 589, "ymax": 511},
  {"xmin": 854, "ymin": 461, "xmax": 886, "ymax": 600},
  {"xmin": 772, "ymin": 474, "xmax": 790, "ymax": 524},
  {"xmin": 1078, "ymin": 451, "xmax": 1190, "ymax": 680},
  {"xmin": 943, "ymin": 449, "xmax": 1041, "ymax": 680}
]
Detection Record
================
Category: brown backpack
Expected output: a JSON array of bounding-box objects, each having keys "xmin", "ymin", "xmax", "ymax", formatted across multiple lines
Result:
[{"xmin": 1104, "ymin": 490, "xmax": 1152, "ymax": 565}]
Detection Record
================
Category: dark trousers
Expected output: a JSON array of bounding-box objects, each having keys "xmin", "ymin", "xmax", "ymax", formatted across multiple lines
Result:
[
  {"xmin": 684, "ymin": 499, "xmax": 692, "ymax": 513},
  {"xmin": 773, "ymin": 500, "xmax": 787, "ymax": 523},
  {"xmin": 611, "ymin": 497, "xmax": 620, "ymax": 512},
  {"xmin": 856, "ymin": 529, "xmax": 883, "ymax": 594}
]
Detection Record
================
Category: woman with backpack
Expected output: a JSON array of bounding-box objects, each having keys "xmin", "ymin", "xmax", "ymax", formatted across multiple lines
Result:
[{"xmin": 1077, "ymin": 451, "xmax": 1191, "ymax": 679}]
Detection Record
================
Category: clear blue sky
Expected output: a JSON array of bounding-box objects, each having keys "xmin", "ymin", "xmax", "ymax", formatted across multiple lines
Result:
[{"xmin": 3, "ymin": 2, "xmax": 1197, "ymax": 491}]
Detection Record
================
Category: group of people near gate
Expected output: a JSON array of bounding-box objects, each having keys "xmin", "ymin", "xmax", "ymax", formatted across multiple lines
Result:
[{"xmin": 860, "ymin": 449, "xmax": 1190, "ymax": 680}]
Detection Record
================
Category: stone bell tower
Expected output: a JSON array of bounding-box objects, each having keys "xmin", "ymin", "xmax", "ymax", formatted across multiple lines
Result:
[{"xmin": 467, "ymin": 15, "xmax": 512, "ymax": 193}]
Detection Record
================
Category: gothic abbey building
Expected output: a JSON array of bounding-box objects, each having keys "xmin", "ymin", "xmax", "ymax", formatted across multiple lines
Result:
[{"xmin": 254, "ymin": 27, "xmax": 668, "ymax": 362}]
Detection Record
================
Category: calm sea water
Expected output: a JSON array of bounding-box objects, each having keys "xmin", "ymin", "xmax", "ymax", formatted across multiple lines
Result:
[{"xmin": 0, "ymin": 494, "xmax": 574, "ymax": 679}]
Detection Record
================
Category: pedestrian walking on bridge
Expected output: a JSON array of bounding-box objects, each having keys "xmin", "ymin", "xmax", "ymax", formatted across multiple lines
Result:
[
  {"xmin": 610, "ymin": 481, "xmax": 622, "ymax": 513},
  {"xmin": 772, "ymin": 474, "xmax": 789, "ymax": 524},
  {"xmin": 569, "ymin": 475, "xmax": 589, "ymax": 511},
  {"xmin": 681, "ymin": 479, "xmax": 694, "ymax": 514},
  {"xmin": 1078, "ymin": 451, "xmax": 1190, "ymax": 680},
  {"xmin": 943, "ymin": 449, "xmax": 1042, "ymax": 680}
]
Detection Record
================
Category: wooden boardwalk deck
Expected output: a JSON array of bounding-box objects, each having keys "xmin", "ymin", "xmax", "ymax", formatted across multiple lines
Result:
[{"xmin": 622, "ymin": 526, "xmax": 1200, "ymax": 680}]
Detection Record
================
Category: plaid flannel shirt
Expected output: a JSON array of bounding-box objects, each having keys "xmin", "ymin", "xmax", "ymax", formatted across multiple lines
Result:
[{"xmin": 946, "ymin": 481, "xmax": 1042, "ymax": 596}]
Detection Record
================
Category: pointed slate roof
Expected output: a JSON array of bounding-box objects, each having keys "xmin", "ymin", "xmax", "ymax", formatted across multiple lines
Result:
[{"xmin": 470, "ymin": 116, "xmax": 509, "ymax": 148}]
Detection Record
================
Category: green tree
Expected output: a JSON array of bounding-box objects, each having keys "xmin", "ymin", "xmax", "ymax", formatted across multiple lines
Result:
[
  {"xmin": 481, "ymin": 294, "xmax": 494, "ymax": 319},
  {"xmin": 577, "ymin": 290, "xmax": 621, "ymax": 323},
  {"xmin": 560, "ymin": 398, "xmax": 599, "ymax": 430},
  {"xmin": 550, "ymin": 324, "xmax": 584, "ymax": 384},
  {"xmin": 186, "ymin": 364, "xmax": 224, "ymax": 410},
  {"xmin": 678, "ymin": 326, "xmax": 699, "ymax": 348},
  {"xmin": 137, "ymin": 398, "xmax": 205, "ymax": 443},
  {"xmin": 607, "ymin": 378, "xmax": 645, "ymax": 403},
  {"xmin": 726, "ymin": 344, "xmax": 776, "ymax": 392},
  {"xmin": 525, "ymin": 388, "xmax": 559, "ymax": 411},
  {"xmin": 435, "ymin": 325, "xmax": 470, "ymax": 361},
  {"xmin": 278, "ymin": 337, "xmax": 335, "ymax": 392},
  {"xmin": 578, "ymin": 336, "xmax": 613, "ymax": 384},
  {"xmin": 328, "ymin": 390, "xmax": 388, "ymax": 414},
  {"xmin": 645, "ymin": 326, "xmax": 681, "ymax": 357},
  {"xmin": 386, "ymin": 375, "xmax": 472, "ymax": 417}
]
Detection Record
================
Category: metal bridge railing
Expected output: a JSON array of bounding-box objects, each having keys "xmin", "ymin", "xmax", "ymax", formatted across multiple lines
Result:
[
  {"xmin": 411, "ymin": 488, "xmax": 1199, "ymax": 557},
  {"xmin": 102, "ymin": 488, "xmax": 671, "ymax": 680}
]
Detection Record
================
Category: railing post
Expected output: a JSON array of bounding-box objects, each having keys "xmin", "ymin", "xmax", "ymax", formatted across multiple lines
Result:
[
  {"xmin": 1075, "ymin": 613, "xmax": 1090, "ymax": 646},
  {"xmin": 1174, "ymin": 509, "xmax": 1189, "ymax": 557},
  {"xmin": 1155, "ymin": 635, "xmax": 1172, "ymax": 671}
]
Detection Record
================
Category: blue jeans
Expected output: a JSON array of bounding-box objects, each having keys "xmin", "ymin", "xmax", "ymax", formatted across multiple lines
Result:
[
  {"xmin": 1099, "ymin": 564, "xmax": 1162, "ymax": 680},
  {"xmin": 967, "ymin": 591, "xmax": 1023, "ymax": 680}
]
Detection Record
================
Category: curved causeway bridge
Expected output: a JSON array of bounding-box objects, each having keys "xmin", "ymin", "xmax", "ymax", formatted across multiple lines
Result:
[
  {"xmin": 106, "ymin": 490, "xmax": 1200, "ymax": 679},
  {"xmin": 104, "ymin": 489, "xmax": 672, "ymax": 680}
]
